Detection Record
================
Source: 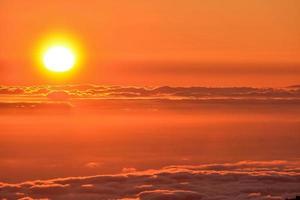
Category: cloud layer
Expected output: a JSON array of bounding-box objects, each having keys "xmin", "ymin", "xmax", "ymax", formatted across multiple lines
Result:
[
  {"xmin": 0, "ymin": 85, "xmax": 299, "ymax": 112},
  {"xmin": 1, "ymin": 160, "xmax": 299, "ymax": 200},
  {"xmin": 0, "ymin": 85, "xmax": 300, "ymax": 100}
]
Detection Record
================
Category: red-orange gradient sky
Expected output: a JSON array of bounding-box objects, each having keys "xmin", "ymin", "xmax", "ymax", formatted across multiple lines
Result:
[{"xmin": 0, "ymin": 0, "xmax": 299, "ymax": 86}]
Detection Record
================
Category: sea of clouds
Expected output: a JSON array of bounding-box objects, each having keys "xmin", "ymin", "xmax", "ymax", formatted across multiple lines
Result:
[{"xmin": 1, "ymin": 160, "xmax": 300, "ymax": 200}]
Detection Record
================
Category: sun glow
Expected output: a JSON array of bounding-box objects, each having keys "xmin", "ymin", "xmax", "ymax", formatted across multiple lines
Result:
[
  {"xmin": 36, "ymin": 33, "xmax": 84, "ymax": 77},
  {"xmin": 43, "ymin": 46, "xmax": 75, "ymax": 72}
]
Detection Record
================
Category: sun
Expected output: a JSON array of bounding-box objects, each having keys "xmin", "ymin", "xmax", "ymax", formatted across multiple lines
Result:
[{"xmin": 43, "ymin": 46, "xmax": 75, "ymax": 72}]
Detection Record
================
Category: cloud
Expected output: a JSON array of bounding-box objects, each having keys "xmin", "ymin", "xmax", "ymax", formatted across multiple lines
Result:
[
  {"xmin": 0, "ymin": 160, "xmax": 299, "ymax": 200},
  {"xmin": 85, "ymin": 162, "xmax": 101, "ymax": 169},
  {"xmin": 0, "ymin": 102, "xmax": 72, "ymax": 110},
  {"xmin": 0, "ymin": 86, "xmax": 25, "ymax": 95},
  {"xmin": 137, "ymin": 189, "xmax": 202, "ymax": 200},
  {"xmin": 122, "ymin": 168, "xmax": 137, "ymax": 173},
  {"xmin": 47, "ymin": 91, "xmax": 71, "ymax": 101},
  {"xmin": 0, "ymin": 85, "xmax": 299, "ymax": 112},
  {"xmin": 0, "ymin": 85, "xmax": 300, "ymax": 100}
]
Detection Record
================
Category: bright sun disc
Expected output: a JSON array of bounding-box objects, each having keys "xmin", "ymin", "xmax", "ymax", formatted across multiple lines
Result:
[{"xmin": 43, "ymin": 46, "xmax": 75, "ymax": 72}]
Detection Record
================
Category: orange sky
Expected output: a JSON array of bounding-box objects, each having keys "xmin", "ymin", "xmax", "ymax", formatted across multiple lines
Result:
[{"xmin": 0, "ymin": 0, "xmax": 299, "ymax": 86}]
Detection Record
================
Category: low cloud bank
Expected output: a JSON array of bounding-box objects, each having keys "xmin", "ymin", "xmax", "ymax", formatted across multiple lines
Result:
[
  {"xmin": 1, "ymin": 160, "xmax": 299, "ymax": 200},
  {"xmin": 0, "ymin": 85, "xmax": 299, "ymax": 100}
]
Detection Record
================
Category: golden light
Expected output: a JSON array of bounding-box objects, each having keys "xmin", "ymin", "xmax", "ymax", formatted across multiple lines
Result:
[
  {"xmin": 43, "ymin": 46, "xmax": 75, "ymax": 72},
  {"xmin": 35, "ymin": 32, "xmax": 84, "ymax": 78}
]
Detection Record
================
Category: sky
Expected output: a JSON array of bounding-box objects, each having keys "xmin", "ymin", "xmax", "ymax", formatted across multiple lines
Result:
[
  {"xmin": 0, "ymin": 0, "xmax": 299, "ymax": 86},
  {"xmin": 0, "ymin": 1, "xmax": 300, "ymax": 199}
]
